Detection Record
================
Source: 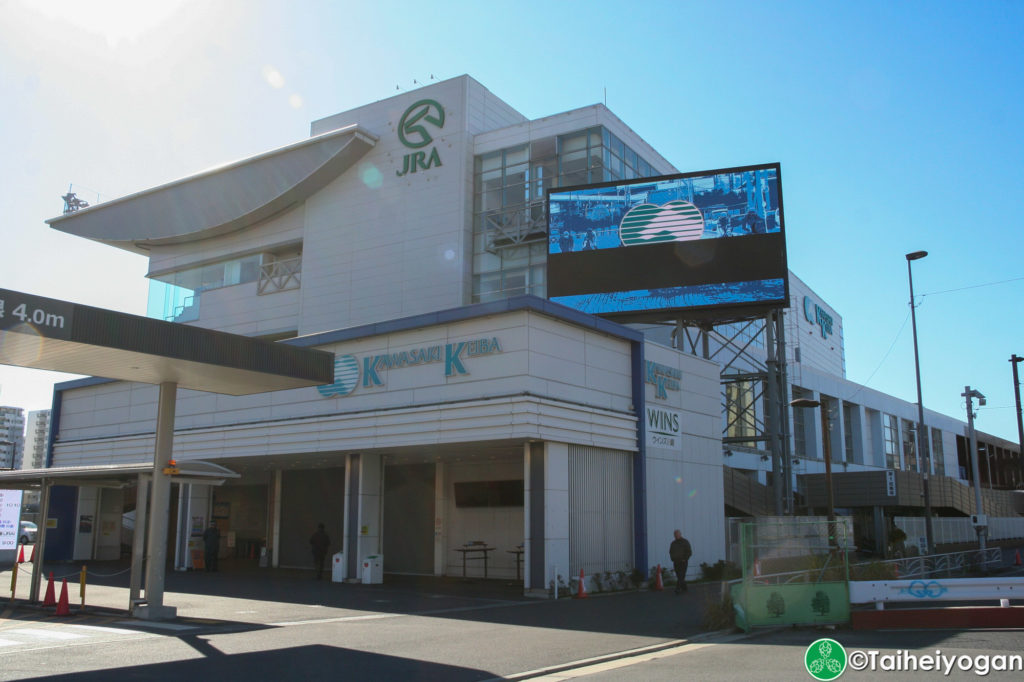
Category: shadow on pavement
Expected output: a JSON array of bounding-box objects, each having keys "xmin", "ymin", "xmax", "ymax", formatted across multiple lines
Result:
[
  {"xmin": 18, "ymin": 558, "xmax": 722, "ymax": 640},
  {"xmin": 35, "ymin": 644, "xmax": 498, "ymax": 681}
]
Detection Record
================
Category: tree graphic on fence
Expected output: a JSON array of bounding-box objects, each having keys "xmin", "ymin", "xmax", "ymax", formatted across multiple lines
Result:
[
  {"xmin": 812, "ymin": 590, "xmax": 831, "ymax": 616},
  {"xmin": 766, "ymin": 591, "xmax": 785, "ymax": 617}
]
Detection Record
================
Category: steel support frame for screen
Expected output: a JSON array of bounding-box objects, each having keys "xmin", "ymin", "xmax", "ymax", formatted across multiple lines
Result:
[{"xmin": 673, "ymin": 309, "xmax": 792, "ymax": 515}]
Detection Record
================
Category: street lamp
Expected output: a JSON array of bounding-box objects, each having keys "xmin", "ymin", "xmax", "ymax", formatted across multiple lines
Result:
[
  {"xmin": 790, "ymin": 398, "xmax": 837, "ymax": 550},
  {"xmin": 962, "ymin": 386, "xmax": 987, "ymax": 553},
  {"xmin": 906, "ymin": 250, "xmax": 934, "ymax": 556},
  {"xmin": 1011, "ymin": 355, "xmax": 1023, "ymax": 486}
]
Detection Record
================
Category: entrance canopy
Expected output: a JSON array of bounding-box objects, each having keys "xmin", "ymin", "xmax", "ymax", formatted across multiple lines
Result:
[
  {"xmin": 0, "ymin": 287, "xmax": 333, "ymax": 395},
  {"xmin": 0, "ymin": 460, "xmax": 240, "ymax": 490}
]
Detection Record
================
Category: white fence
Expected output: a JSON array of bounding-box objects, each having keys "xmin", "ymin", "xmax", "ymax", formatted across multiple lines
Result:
[
  {"xmin": 850, "ymin": 576, "xmax": 1024, "ymax": 608},
  {"xmin": 895, "ymin": 516, "xmax": 1024, "ymax": 546}
]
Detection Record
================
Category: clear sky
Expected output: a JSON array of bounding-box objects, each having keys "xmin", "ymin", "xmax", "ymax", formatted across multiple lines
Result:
[{"xmin": 1, "ymin": 0, "xmax": 1022, "ymax": 442}]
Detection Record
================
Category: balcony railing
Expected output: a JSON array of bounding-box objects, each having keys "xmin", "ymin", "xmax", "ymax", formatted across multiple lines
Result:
[{"xmin": 258, "ymin": 257, "xmax": 301, "ymax": 295}]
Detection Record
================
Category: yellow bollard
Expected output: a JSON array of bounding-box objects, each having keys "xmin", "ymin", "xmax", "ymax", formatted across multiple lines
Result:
[
  {"xmin": 80, "ymin": 565, "xmax": 87, "ymax": 610},
  {"xmin": 9, "ymin": 556, "xmax": 17, "ymax": 601}
]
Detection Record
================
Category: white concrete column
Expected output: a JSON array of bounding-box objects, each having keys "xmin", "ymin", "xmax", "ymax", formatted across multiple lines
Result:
[
  {"xmin": 74, "ymin": 487, "xmax": 99, "ymax": 561},
  {"xmin": 138, "ymin": 381, "xmax": 177, "ymax": 620},
  {"xmin": 129, "ymin": 474, "xmax": 149, "ymax": 610},
  {"xmin": 433, "ymin": 462, "xmax": 447, "ymax": 576},
  {"xmin": 543, "ymin": 442, "xmax": 570, "ymax": 591},
  {"xmin": 271, "ymin": 470, "xmax": 282, "ymax": 568},
  {"xmin": 524, "ymin": 441, "xmax": 569, "ymax": 595},
  {"xmin": 357, "ymin": 452, "xmax": 383, "ymax": 574}
]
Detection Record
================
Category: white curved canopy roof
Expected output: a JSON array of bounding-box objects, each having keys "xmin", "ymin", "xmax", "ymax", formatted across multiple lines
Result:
[{"xmin": 47, "ymin": 124, "xmax": 377, "ymax": 254}]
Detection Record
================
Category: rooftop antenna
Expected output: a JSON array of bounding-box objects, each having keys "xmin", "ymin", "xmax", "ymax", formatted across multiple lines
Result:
[{"xmin": 61, "ymin": 184, "xmax": 90, "ymax": 214}]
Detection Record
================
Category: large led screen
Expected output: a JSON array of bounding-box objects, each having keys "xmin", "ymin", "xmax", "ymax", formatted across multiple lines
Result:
[{"xmin": 546, "ymin": 163, "xmax": 787, "ymax": 319}]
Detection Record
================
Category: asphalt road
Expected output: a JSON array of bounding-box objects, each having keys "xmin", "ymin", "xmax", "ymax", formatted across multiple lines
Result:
[
  {"xmin": 2, "ymin": 557, "xmax": 1022, "ymax": 681},
  {"xmin": 0, "ymin": 563, "xmax": 716, "ymax": 681},
  {"xmin": 543, "ymin": 628, "xmax": 1024, "ymax": 681}
]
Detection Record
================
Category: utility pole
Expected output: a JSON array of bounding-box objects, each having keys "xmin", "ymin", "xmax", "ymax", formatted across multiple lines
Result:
[
  {"xmin": 1011, "ymin": 355, "xmax": 1023, "ymax": 486},
  {"xmin": 963, "ymin": 386, "xmax": 987, "ymax": 553}
]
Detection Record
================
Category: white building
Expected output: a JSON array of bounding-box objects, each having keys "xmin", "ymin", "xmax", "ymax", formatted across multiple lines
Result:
[
  {"xmin": 23, "ymin": 410, "xmax": 50, "ymax": 470},
  {"xmin": 0, "ymin": 406, "xmax": 25, "ymax": 470},
  {"xmin": 35, "ymin": 75, "xmax": 1021, "ymax": 582},
  {"xmin": 41, "ymin": 76, "xmax": 723, "ymax": 588}
]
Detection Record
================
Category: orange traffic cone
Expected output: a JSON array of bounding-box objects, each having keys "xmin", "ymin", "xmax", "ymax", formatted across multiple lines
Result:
[
  {"xmin": 1015, "ymin": 549, "xmax": 1022, "ymax": 567},
  {"xmin": 17, "ymin": 544, "xmax": 25, "ymax": 563},
  {"xmin": 42, "ymin": 572, "xmax": 56, "ymax": 607},
  {"xmin": 56, "ymin": 579, "xmax": 70, "ymax": 616},
  {"xmin": 652, "ymin": 564, "xmax": 664, "ymax": 591},
  {"xmin": 576, "ymin": 569, "xmax": 588, "ymax": 599}
]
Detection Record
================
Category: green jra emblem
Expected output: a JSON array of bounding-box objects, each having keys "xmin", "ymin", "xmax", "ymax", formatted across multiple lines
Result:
[{"xmin": 396, "ymin": 148, "xmax": 442, "ymax": 176}]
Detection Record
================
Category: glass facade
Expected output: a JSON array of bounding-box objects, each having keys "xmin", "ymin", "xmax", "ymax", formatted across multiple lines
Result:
[
  {"xmin": 472, "ymin": 126, "xmax": 654, "ymax": 302},
  {"xmin": 931, "ymin": 427, "xmax": 945, "ymax": 476},
  {"xmin": 901, "ymin": 418, "xmax": 917, "ymax": 472},
  {"xmin": 842, "ymin": 402, "xmax": 855, "ymax": 463},
  {"xmin": 725, "ymin": 380, "xmax": 756, "ymax": 442},
  {"xmin": 147, "ymin": 254, "xmax": 261, "ymax": 322},
  {"xmin": 883, "ymin": 414, "xmax": 900, "ymax": 469}
]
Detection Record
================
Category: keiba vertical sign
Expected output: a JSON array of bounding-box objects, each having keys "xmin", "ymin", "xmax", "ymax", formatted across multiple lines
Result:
[{"xmin": 396, "ymin": 99, "xmax": 444, "ymax": 176}]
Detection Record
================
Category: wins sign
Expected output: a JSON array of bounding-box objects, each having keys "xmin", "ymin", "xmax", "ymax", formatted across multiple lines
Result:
[{"xmin": 645, "ymin": 406, "xmax": 682, "ymax": 449}]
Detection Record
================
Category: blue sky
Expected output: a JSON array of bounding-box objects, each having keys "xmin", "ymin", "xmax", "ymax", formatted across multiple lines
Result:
[{"xmin": 1, "ymin": 0, "xmax": 1022, "ymax": 441}]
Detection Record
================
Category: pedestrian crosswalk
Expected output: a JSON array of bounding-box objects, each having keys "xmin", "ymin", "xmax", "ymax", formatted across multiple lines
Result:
[{"xmin": 0, "ymin": 620, "xmax": 154, "ymax": 653}]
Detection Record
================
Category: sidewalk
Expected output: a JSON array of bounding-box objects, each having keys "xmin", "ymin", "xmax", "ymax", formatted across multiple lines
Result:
[{"xmin": 2, "ymin": 557, "xmax": 718, "ymax": 641}]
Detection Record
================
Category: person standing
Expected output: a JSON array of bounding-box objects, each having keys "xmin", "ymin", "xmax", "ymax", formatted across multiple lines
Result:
[
  {"xmin": 669, "ymin": 529, "xmax": 692, "ymax": 594},
  {"xmin": 202, "ymin": 521, "xmax": 221, "ymax": 572},
  {"xmin": 310, "ymin": 523, "xmax": 330, "ymax": 580}
]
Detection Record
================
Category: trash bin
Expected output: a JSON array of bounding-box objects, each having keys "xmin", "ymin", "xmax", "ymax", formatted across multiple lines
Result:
[
  {"xmin": 361, "ymin": 554, "xmax": 382, "ymax": 584},
  {"xmin": 331, "ymin": 552, "xmax": 346, "ymax": 582}
]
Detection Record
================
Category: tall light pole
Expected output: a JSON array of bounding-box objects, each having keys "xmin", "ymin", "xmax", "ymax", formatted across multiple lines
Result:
[
  {"xmin": 790, "ymin": 398, "xmax": 837, "ymax": 550},
  {"xmin": 963, "ymin": 386, "xmax": 987, "ymax": 552},
  {"xmin": 1011, "ymin": 354, "xmax": 1023, "ymax": 487},
  {"xmin": 906, "ymin": 250, "xmax": 934, "ymax": 556}
]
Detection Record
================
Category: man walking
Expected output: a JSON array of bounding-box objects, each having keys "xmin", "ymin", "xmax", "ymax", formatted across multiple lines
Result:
[
  {"xmin": 670, "ymin": 529, "xmax": 692, "ymax": 594},
  {"xmin": 310, "ymin": 523, "xmax": 330, "ymax": 580},
  {"xmin": 202, "ymin": 521, "xmax": 221, "ymax": 572}
]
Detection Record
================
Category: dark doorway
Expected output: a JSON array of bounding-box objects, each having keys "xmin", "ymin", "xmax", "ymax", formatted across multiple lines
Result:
[
  {"xmin": 383, "ymin": 463, "xmax": 435, "ymax": 574},
  {"xmin": 280, "ymin": 468, "xmax": 346, "ymax": 570}
]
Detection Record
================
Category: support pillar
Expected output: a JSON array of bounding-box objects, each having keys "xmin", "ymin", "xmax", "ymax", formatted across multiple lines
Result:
[
  {"xmin": 129, "ymin": 473, "xmax": 149, "ymax": 611},
  {"xmin": 29, "ymin": 479, "xmax": 50, "ymax": 603},
  {"xmin": 136, "ymin": 382, "xmax": 178, "ymax": 620}
]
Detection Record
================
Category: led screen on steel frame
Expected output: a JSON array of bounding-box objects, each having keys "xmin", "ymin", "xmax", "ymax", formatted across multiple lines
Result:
[{"xmin": 546, "ymin": 163, "xmax": 788, "ymax": 319}]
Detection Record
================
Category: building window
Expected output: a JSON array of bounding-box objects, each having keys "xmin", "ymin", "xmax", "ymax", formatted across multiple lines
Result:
[
  {"xmin": 930, "ymin": 428, "xmax": 945, "ymax": 477},
  {"xmin": 471, "ymin": 126, "xmax": 653, "ymax": 303},
  {"xmin": 842, "ymin": 403, "xmax": 855, "ymax": 463},
  {"xmin": 147, "ymin": 253, "xmax": 264, "ymax": 322},
  {"xmin": 725, "ymin": 380, "xmax": 756, "ymax": 442},
  {"xmin": 792, "ymin": 387, "xmax": 811, "ymax": 458},
  {"xmin": 901, "ymin": 419, "xmax": 918, "ymax": 472},
  {"xmin": 883, "ymin": 414, "xmax": 899, "ymax": 469}
]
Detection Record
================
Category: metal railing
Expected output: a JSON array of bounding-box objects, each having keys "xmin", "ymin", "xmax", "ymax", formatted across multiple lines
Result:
[
  {"xmin": 258, "ymin": 257, "xmax": 301, "ymax": 295},
  {"xmin": 743, "ymin": 548, "xmax": 1003, "ymax": 587},
  {"xmin": 859, "ymin": 547, "xmax": 1003, "ymax": 579}
]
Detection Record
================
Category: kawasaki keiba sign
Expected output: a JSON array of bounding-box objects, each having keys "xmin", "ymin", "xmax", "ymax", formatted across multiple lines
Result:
[
  {"xmin": 318, "ymin": 337, "xmax": 501, "ymax": 398},
  {"xmin": 396, "ymin": 99, "xmax": 444, "ymax": 177}
]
